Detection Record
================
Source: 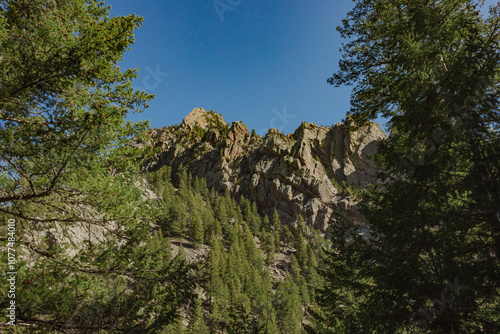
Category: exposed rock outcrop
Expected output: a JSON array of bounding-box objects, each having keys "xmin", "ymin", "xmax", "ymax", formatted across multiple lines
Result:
[{"xmin": 146, "ymin": 108, "xmax": 387, "ymax": 236}]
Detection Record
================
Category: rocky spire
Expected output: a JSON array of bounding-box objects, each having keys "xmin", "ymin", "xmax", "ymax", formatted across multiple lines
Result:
[{"xmin": 147, "ymin": 109, "xmax": 387, "ymax": 238}]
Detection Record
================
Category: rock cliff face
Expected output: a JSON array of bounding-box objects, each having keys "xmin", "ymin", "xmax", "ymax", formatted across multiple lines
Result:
[{"xmin": 146, "ymin": 108, "xmax": 387, "ymax": 235}]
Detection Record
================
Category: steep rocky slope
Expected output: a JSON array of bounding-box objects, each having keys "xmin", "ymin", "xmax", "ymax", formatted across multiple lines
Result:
[{"xmin": 144, "ymin": 108, "xmax": 387, "ymax": 236}]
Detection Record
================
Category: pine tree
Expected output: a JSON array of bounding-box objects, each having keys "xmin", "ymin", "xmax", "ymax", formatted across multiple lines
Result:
[
  {"xmin": 198, "ymin": 177, "xmax": 209, "ymax": 201},
  {"xmin": 206, "ymin": 235, "xmax": 228, "ymax": 329},
  {"xmin": 228, "ymin": 294, "xmax": 253, "ymax": 334},
  {"xmin": 289, "ymin": 254, "xmax": 301, "ymax": 279},
  {"xmin": 274, "ymin": 230, "xmax": 281, "ymax": 251},
  {"xmin": 241, "ymin": 222, "xmax": 258, "ymax": 265},
  {"xmin": 214, "ymin": 219, "xmax": 223, "ymax": 237},
  {"xmin": 0, "ymin": 1, "xmax": 154, "ymax": 218},
  {"xmin": 169, "ymin": 197, "xmax": 187, "ymax": 237},
  {"xmin": 263, "ymin": 309, "xmax": 280, "ymax": 334},
  {"xmin": 294, "ymin": 231, "xmax": 307, "ymax": 268},
  {"xmin": 262, "ymin": 214, "xmax": 271, "ymax": 232},
  {"xmin": 0, "ymin": 1, "xmax": 199, "ymax": 331},
  {"xmin": 276, "ymin": 273, "xmax": 303, "ymax": 334},
  {"xmin": 247, "ymin": 202, "xmax": 261, "ymax": 234},
  {"xmin": 209, "ymin": 188, "xmax": 218, "ymax": 206},
  {"xmin": 162, "ymin": 177, "xmax": 176, "ymax": 206},
  {"xmin": 190, "ymin": 214, "xmax": 204, "ymax": 248},
  {"xmin": 234, "ymin": 203, "xmax": 244, "ymax": 223},
  {"xmin": 271, "ymin": 208, "xmax": 281, "ymax": 232},
  {"xmin": 271, "ymin": 209, "xmax": 282, "ymax": 250},
  {"xmin": 201, "ymin": 206, "xmax": 216, "ymax": 242},
  {"xmin": 215, "ymin": 197, "xmax": 229, "ymax": 230},
  {"xmin": 147, "ymin": 165, "xmax": 172, "ymax": 193},
  {"xmin": 283, "ymin": 226, "xmax": 294, "ymax": 248},
  {"xmin": 147, "ymin": 229, "xmax": 172, "ymax": 263},
  {"xmin": 296, "ymin": 214, "xmax": 307, "ymax": 236},
  {"xmin": 240, "ymin": 195, "xmax": 252, "ymax": 221},
  {"xmin": 304, "ymin": 242, "xmax": 321, "ymax": 290},
  {"xmin": 188, "ymin": 297, "xmax": 209, "ymax": 334},
  {"xmin": 162, "ymin": 318, "xmax": 185, "ymax": 334},
  {"xmin": 228, "ymin": 221, "xmax": 241, "ymax": 250},
  {"xmin": 261, "ymin": 230, "xmax": 275, "ymax": 264},
  {"xmin": 177, "ymin": 169, "xmax": 190, "ymax": 200},
  {"xmin": 319, "ymin": 0, "xmax": 500, "ymax": 332}
]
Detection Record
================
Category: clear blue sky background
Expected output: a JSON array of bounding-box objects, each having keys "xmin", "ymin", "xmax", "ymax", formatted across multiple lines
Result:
[{"xmin": 107, "ymin": 0, "xmax": 498, "ymax": 135}]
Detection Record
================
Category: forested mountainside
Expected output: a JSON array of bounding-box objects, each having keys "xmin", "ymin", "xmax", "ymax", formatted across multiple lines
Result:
[
  {"xmin": 2, "ymin": 0, "xmax": 499, "ymax": 333},
  {"xmin": 142, "ymin": 107, "xmax": 386, "ymax": 237},
  {"xmin": 0, "ymin": 94, "xmax": 384, "ymax": 333},
  {"xmin": 126, "ymin": 108, "xmax": 384, "ymax": 332},
  {"xmin": 142, "ymin": 164, "xmax": 328, "ymax": 333},
  {"xmin": 0, "ymin": 106, "xmax": 384, "ymax": 333}
]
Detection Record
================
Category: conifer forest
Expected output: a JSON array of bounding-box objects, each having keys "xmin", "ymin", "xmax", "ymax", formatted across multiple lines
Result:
[{"xmin": 1, "ymin": 0, "xmax": 499, "ymax": 333}]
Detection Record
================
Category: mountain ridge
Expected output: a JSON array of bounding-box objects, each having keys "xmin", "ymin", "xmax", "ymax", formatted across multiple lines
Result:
[{"xmin": 144, "ymin": 108, "xmax": 387, "ymax": 237}]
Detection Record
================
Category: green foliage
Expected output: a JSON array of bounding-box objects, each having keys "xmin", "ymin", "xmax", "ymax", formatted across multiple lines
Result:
[
  {"xmin": 216, "ymin": 197, "xmax": 230, "ymax": 228},
  {"xmin": 190, "ymin": 214, "xmax": 204, "ymax": 249},
  {"xmin": 161, "ymin": 318, "xmax": 185, "ymax": 334},
  {"xmin": 294, "ymin": 231, "xmax": 307, "ymax": 268},
  {"xmin": 260, "ymin": 230, "xmax": 275, "ymax": 264},
  {"xmin": 188, "ymin": 297, "xmax": 209, "ymax": 334},
  {"xmin": 106, "ymin": 158, "xmax": 328, "ymax": 333},
  {"xmin": 0, "ymin": 0, "xmax": 154, "ymax": 218},
  {"xmin": 275, "ymin": 273, "xmax": 304, "ymax": 334},
  {"xmin": 0, "ymin": 1, "xmax": 202, "ymax": 332},
  {"xmin": 206, "ymin": 110, "xmax": 229, "ymax": 131},
  {"xmin": 0, "ymin": 0, "xmax": 331, "ymax": 332},
  {"xmin": 296, "ymin": 214, "xmax": 306, "ymax": 235},
  {"xmin": 262, "ymin": 214, "xmax": 271, "ymax": 232},
  {"xmin": 191, "ymin": 125, "xmax": 207, "ymax": 139},
  {"xmin": 330, "ymin": 178, "xmax": 364, "ymax": 198},
  {"xmin": 318, "ymin": 0, "xmax": 500, "ymax": 332},
  {"xmin": 283, "ymin": 225, "xmax": 294, "ymax": 248},
  {"xmin": 271, "ymin": 209, "xmax": 281, "ymax": 232},
  {"xmin": 147, "ymin": 165, "xmax": 173, "ymax": 193}
]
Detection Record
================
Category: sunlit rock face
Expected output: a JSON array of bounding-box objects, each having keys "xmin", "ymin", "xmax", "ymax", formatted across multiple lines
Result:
[{"xmin": 145, "ymin": 108, "xmax": 387, "ymax": 237}]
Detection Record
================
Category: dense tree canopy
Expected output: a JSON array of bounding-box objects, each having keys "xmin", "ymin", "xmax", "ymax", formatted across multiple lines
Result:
[
  {"xmin": 144, "ymin": 165, "xmax": 326, "ymax": 333},
  {"xmin": 0, "ymin": 1, "xmax": 196, "ymax": 332},
  {"xmin": 0, "ymin": 0, "xmax": 153, "ymax": 220},
  {"xmin": 318, "ymin": 0, "xmax": 500, "ymax": 332},
  {"xmin": 7, "ymin": 0, "xmax": 499, "ymax": 332}
]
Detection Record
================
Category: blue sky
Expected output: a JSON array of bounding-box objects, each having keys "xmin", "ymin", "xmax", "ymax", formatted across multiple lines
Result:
[{"xmin": 107, "ymin": 0, "xmax": 498, "ymax": 135}]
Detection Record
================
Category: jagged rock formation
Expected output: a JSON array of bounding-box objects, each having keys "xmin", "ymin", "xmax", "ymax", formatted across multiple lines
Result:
[{"xmin": 145, "ymin": 108, "xmax": 387, "ymax": 236}]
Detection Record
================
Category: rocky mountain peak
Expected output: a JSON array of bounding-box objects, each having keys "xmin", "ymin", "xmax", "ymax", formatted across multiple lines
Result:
[
  {"xmin": 181, "ymin": 107, "xmax": 228, "ymax": 130},
  {"xmin": 146, "ymin": 109, "xmax": 387, "ymax": 238}
]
